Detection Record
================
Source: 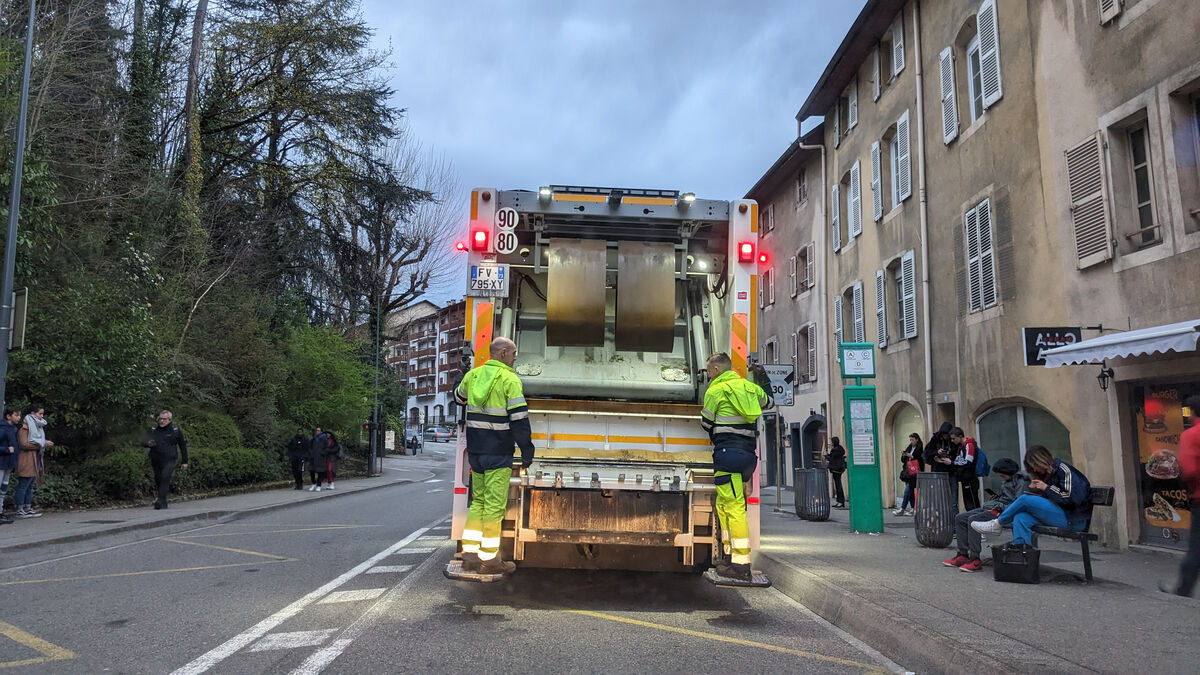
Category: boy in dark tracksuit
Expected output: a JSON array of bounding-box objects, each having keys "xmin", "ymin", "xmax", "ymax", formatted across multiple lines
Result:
[{"xmin": 943, "ymin": 458, "xmax": 1028, "ymax": 572}]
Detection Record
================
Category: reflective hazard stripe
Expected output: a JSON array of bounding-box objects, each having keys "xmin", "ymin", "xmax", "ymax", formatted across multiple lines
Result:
[
  {"xmin": 714, "ymin": 414, "xmax": 746, "ymax": 424},
  {"xmin": 506, "ymin": 397, "xmax": 527, "ymax": 408},
  {"xmin": 467, "ymin": 404, "xmax": 507, "ymax": 416},
  {"xmin": 713, "ymin": 426, "xmax": 756, "ymax": 438},
  {"xmin": 467, "ymin": 420, "xmax": 511, "ymax": 431},
  {"xmin": 509, "ymin": 410, "xmax": 529, "ymax": 421},
  {"xmin": 700, "ymin": 407, "xmax": 716, "ymax": 420},
  {"xmin": 731, "ymin": 538, "xmax": 750, "ymax": 549},
  {"xmin": 731, "ymin": 553, "xmax": 751, "ymax": 564}
]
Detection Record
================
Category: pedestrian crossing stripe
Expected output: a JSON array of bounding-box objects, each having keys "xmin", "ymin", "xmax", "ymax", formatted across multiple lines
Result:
[
  {"xmin": 318, "ymin": 589, "xmax": 387, "ymax": 604},
  {"xmin": 249, "ymin": 630, "xmax": 338, "ymax": 652},
  {"xmin": 393, "ymin": 547, "xmax": 436, "ymax": 554},
  {"xmin": 366, "ymin": 565, "xmax": 413, "ymax": 574}
]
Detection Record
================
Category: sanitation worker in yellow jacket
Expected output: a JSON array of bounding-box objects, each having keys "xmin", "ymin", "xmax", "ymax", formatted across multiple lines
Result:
[
  {"xmin": 699, "ymin": 352, "xmax": 772, "ymax": 581},
  {"xmin": 454, "ymin": 336, "xmax": 535, "ymax": 575}
]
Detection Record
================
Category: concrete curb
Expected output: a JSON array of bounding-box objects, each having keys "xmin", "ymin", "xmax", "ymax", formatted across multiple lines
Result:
[
  {"xmin": 758, "ymin": 553, "xmax": 1089, "ymax": 675},
  {"xmin": 1, "ymin": 472, "xmax": 433, "ymax": 554}
]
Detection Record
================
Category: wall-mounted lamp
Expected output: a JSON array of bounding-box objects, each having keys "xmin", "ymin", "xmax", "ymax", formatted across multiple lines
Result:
[{"xmin": 1096, "ymin": 362, "xmax": 1115, "ymax": 392}]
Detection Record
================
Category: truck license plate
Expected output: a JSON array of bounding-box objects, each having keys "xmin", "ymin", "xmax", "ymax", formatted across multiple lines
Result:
[{"xmin": 468, "ymin": 263, "xmax": 509, "ymax": 297}]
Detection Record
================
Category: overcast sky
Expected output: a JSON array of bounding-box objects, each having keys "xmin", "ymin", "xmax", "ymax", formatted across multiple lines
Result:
[{"xmin": 362, "ymin": 1, "xmax": 865, "ymax": 302}]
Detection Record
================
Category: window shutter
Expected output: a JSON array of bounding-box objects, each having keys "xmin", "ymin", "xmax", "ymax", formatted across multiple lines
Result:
[
  {"xmin": 767, "ymin": 203, "xmax": 775, "ymax": 231},
  {"xmin": 831, "ymin": 184, "xmax": 841, "ymax": 252},
  {"xmin": 758, "ymin": 278, "xmax": 764, "ymax": 309},
  {"xmin": 1099, "ymin": 0, "xmax": 1122, "ymax": 24},
  {"xmin": 1065, "ymin": 132, "xmax": 1114, "ymax": 268},
  {"xmin": 901, "ymin": 250, "xmax": 917, "ymax": 338},
  {"xmin": 977, "ymin": 0, "xmax": 1003, "ymax": 108},
  {"xmin": 871, "ymin": 141, "xmax": 883, "ymax": 221},
  {"xmin": 977, "ymin": 199, "xmax": 997, "ymax": 308},
  {"xmin": 892, "ymin": 14, "xmax": 905, "ymax": 76},
  {"xmin": 896, "ymin": 110, "xmax": 912, "ymax": 202},
  {"xmin": 875, "ymin": 269, "xmax": 888, "ymax": 348},
  {"xmin": 939, "ymin": 46, "xmax": 959, "ymax": 144},
  {"xmin": 848, "ymin": 77, "xmax": 858, "ymax": 129},
  {"xmin": 806, "ymin": 322, "xmax": 818, "ymax": 383},
  {"xmin": 790, "ymin": 254, "xmax": 798, "ymax": 297},
  {"xmin": 833, "ymin": 295, "xmax": 843, "ymax": 348},
  {"xmin": 965, "ymin": 205, "xmax": 983, "ymax": 312},
  {"xmin": 852, "ymin": 281, "xmax": 865, "ymax": 343},
  {"xmin": 833, "ymin": 100, "xmax": 840, "ymax": 148},
  {"xmin": 768, "ymin": 268, "xmax": 776, "ymax": 304},
  {"xmin": 792, "ymin": 330, "xmax": 800, "ymax": 386},
  {"xmin": 849, "ymin": 161, "xmax": 863, "ymax": 238},
  {"xmin": 872, "ymin": 47, "xmax": 881, "ymax": 101},
  {"xmin": 806, "ymin": 242, "xmax": 815, "ymax": 290}
]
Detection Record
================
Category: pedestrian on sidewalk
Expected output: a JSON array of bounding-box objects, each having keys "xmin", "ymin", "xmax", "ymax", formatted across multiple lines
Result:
[
  {"xmin": 893, "ymin": 433, "xmax": 924, "ymax": 516},
  {"xmin": 287, "ymin": 428, "xmax": 307, "ymax": 490},
  {"xmin": 144, "ymin": 410, "xmax": 188, "ymax": 509},
  {"xmin": 308, "ymin": 427, "xmax": 327, "ymax": 491},
  {"xmin": 1161, "ymin": 394, "xmax": 1200, "ymax": 598},
  {"xmin": 971, "ymin": 445, "xmax": 1091, "ymax": 547},
  {"xmin": 925, "ymin": 422, "xmax": 957, "ymax": 506},
  {"xmin": 15, "ymin": 404, "xmax": 53, "ymax": 517},
  {"xmin": 949, "ymin": 427, "xmax": 982, "ymax": 511},
  {"xmin": 943, "ymin": 458, "xmax": 1028, "ymax": 572},
  {"xmin": 324, "ymin": 432, "xmax": 342, "ymax": 490},
  {"xmin": 0, "ymin": 407, "xmax": 20, "ymax": 524},
  {"xmin": 826, "ymin": 437, "xmax": 847, "ymax": 508}
]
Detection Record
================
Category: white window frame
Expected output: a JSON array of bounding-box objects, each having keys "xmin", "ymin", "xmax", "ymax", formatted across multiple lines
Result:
[
  {"xmin": 847, "ymin": 76, "xmax": 859, "ymax": 130},
  {"xmin": 805, "ymin": 242, "xmax": 815, "ymax": 291},
  {"xmin": 966, "ymin": 35, "xmax": 984, "ymax": 123},
  {"xmin": 764, "ymin": 337, "xmax": 778, "ymax": 365},
  {"xmin": 790, "ymin": 253, "xmax": 798, "ymax": 298},
  {"xmin": 767, "ymin": 266, "xmax": 776, "ymax": 305},
  {"xmin": 1125, "ymin": 120, "xmax": 1160, "ymax": 247},
  {"xmin": 796, "ymin": 168, "xmax": 808, "ymax": 206}
]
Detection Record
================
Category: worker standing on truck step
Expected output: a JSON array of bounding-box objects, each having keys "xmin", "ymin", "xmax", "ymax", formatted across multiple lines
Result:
[
  {"xmin": 700, "ymin": 353, "xmax": 773, "ymax": 581},
  {"xmin": 454, "ymin": 336, "xmax": 536, "ymax": 576}
]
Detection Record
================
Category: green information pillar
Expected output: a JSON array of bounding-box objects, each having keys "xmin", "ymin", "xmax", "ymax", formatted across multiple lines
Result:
[{"xmin": 839, "ymin": 343, "xmax": 883, "ymax": 534}]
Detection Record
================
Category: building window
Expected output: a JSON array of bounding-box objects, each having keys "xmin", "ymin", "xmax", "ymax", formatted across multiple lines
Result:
[
  {"xmin": 761, "ymin": 203, "xmax": 775, "ymax": 232},
  {"xmin": 964, "ymin": 199, "xmax": 998, "ymax": 312},
  {"xmin": 795, "ymin": 323, "xmax": 817, "ymax": 384},
  {"xmin": 966, "ymin": 35, "xmax": 984, "ymax": 123},
  {"xmin": 845, "ymin": 282, "xmax": 865, "ymax": 343},
  {"xmin": 890, "ymin": 110, "xmax": 911, "ymax": 206},
  {"xmin": 764, "ymin": 337, "xmax": 777, "ymax": 365},
  {"xmin": 796, "ymin": 168, "xmax": 808, "ymax": 207},
  {"xmin": 1127, "ymin": 122, "xmax": 1160, "ymax": 247}
]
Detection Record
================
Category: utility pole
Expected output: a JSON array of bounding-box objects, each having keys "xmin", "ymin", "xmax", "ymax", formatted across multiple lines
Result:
[
  {"xmin": 0, "ymin": 0, "xmax": 38, "ymax": 408},
  {"xmin": 371, "ymin": 288, "xmax": 382, "ymax": 476}
]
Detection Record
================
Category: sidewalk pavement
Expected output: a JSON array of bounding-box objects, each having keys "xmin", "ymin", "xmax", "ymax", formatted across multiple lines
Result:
[
  {"xmin": 0, "ymin": 455, "xmax": 439, "ymax": 560},
  {"xmin": 755, "ymin": 487, "xmax": 1198, "ymax": 674}
]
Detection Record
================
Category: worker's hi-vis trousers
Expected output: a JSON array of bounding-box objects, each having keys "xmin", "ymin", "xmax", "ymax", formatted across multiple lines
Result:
[
  {"xmin": 462, "ymin": 467, "xmax": 512, "ymax": 561},
  {"xmin": 713, "ymin": 447, "xmax": 757, "ymax": 566}
]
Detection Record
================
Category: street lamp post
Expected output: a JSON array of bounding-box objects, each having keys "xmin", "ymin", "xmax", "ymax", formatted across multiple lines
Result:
[{"xmin": 0, "ymin": 0, "xmax": 37, "ymax": 408}]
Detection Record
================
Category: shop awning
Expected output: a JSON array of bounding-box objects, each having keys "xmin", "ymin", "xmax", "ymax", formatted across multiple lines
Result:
[{"xmin": 1041, "ymin": 319, "xmax": 1200, "ymax": 367}]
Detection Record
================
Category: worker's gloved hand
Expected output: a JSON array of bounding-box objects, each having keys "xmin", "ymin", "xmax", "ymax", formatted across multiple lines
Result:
[{"xmin": 521, "ymin": 452, "xmax": 534, "ymax": 470}]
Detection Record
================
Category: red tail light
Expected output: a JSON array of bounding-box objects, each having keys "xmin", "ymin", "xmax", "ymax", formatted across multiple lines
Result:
[
  {"xmin": 471, "ymin": 230, "xmax": 489, "ymax": 251},
  {"xmin": 737, "ymin": 241, "xmax": 754, "ymax": 263},
  {"xmin": 758, "ymin": 252, "xmax": 768, "ymax": 264},
  {"xmin": 455, "ymin": 241, "xmax": 468, "ymax": 251}
]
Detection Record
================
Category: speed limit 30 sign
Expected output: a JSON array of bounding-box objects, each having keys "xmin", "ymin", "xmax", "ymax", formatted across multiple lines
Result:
[{"xmin": 761, "ymin": 364, "xmax": 794, "ymax": 406}]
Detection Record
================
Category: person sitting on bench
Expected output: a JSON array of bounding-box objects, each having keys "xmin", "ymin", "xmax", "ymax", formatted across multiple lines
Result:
[
  {"xmin": 942, "ymin": 458, "xmax": 1028, "ymax": 572},
  {"xmin": 971, "ymin": 445, "xmax": 1092, "ymax": 547}
]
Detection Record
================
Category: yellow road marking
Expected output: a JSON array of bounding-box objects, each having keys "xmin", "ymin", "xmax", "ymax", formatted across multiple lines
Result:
[
  {"xmin": 171, "ymin": 525, "xmax": 364, "ymax": 539},
  {"xmin": 0, "ymin": 620, "xmax": 77, "ymax": 668},
  {"xmin": 160, "ymin": 537, "xmax": 290, "ymax": 560},
  {"xmin": 560, "ymin": 608, "xmax": 885, "ymax": 672},
  {"xmin": 0, "ymin": 560, "xmax": 293, "ymax": 587}
]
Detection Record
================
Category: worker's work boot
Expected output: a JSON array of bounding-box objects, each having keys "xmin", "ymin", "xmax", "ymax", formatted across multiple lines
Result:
[
  {"xmin": 477, "ymin": 556, "xmax": 517, "ymax": 575},
  {"xmin": 715, "ymin": 561, "xmax": 752, "ymax": 582},
  {"xmin": 460, "ymin": 552, "xmax": 481, "ymax": 572}
]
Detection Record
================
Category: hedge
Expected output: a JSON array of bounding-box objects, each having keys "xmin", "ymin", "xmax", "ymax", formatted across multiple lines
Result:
[{"xmin": 72, "ymin": 445, "xmax": 286, "ymax": 503}]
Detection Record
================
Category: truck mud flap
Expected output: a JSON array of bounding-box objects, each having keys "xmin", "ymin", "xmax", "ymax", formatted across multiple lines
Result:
[{"xmin": 703, "ymin": 568, "xmax": 771, "ymax": 588}]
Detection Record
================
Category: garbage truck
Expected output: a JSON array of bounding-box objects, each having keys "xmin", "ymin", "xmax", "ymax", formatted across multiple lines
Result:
[{"xmin": 451, "ymin": 184, "xmax": 765, "ymax": 572}]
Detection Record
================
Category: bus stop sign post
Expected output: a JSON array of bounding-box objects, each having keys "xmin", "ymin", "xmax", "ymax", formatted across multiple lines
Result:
[{"xmin": 839, "ymin": 343, "xmax": 883, "ymax": 534}]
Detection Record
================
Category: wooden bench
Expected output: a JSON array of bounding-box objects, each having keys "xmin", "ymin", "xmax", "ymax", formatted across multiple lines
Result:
[{"xmin": 1029, "ymin": 486, "xmax": 1115, "ymax": 582}]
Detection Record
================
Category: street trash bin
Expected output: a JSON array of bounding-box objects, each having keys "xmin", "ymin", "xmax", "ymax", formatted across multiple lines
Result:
[
  {"xmin": 914, "ymin": 471, "xmax": 955, "ymax": 547},
  {"xmin": 794, "ymin": 468, "xmax": 830, "ymax": 521}
]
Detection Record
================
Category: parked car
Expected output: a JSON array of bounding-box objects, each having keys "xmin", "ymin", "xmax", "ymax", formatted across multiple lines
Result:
[{"xmin": 424, "ymin": 426, "xmax": 452, "ymax": 442}]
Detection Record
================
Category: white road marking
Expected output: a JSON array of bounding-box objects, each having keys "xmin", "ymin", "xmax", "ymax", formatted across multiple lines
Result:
[
  {"xmin": 426, "ymin": 489, "xmax": 444, "ymax": 493},
  {"xmin": 249, "ymin": 630, "xmax": 338, "ymax": 652},
  {"xmin": 317, "ymin": 588, "xmax": 387, "ymax": 604},
  {"xmin": 291, "ymin": 546, "xmax": 446, "ymax": 674},
  {"xmin": 424, "ymin": 479, "xmax": 443, "ymax": 483},
  {"xmin": 365, "ymin": 565, "xmax": 412, "ymax": 574},
  {"xmin": 169, "ymin": 516, "xmax": 445, "ymax": 675},
  {"xmin": 392, "ymin": 547, "xmax": 435, "ymax": 555},
  {"xmin": 414, "ymin": 536, "xmax": 446, "ymax": 544}
]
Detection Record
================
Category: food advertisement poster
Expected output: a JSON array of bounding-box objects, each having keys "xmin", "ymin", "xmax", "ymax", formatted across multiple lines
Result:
[{"xmin": 1134, "ymin": 385, "xmax": 1196, "ymax": 549}]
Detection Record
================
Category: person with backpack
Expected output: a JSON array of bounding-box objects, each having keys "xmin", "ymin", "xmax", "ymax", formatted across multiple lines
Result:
[
  {"xmin": 972, "ymin": 445, "xmax": 1092, "ymax": 547},
  {"xmin": 893, "ymin": 433, "xmax": 925, "ymax": 516},
  {"xmin": 942, "ymin": 458, "xmax": 1028, "ymax": 572},
  {"xmin": 949, "ymin": 427, "xmax": 982, "ymax": 511},
  {"xmin": 826, "ymin": 437, "xmax": 847, "ymax": 508}
]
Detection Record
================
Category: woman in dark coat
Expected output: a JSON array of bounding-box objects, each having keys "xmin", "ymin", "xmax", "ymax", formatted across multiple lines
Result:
[
  {"xmin": 308, "ymin": 427, "xmax": 327, "ymax": 491},
  {"xmin": 826, "ymin": 437, "xmax": 847, "ymax": 508}
]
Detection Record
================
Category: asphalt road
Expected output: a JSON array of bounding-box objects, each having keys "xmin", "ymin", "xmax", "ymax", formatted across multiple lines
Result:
[{"xmin": 1, "ymin": 440, "xmax": 904, "ymax": 674}]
